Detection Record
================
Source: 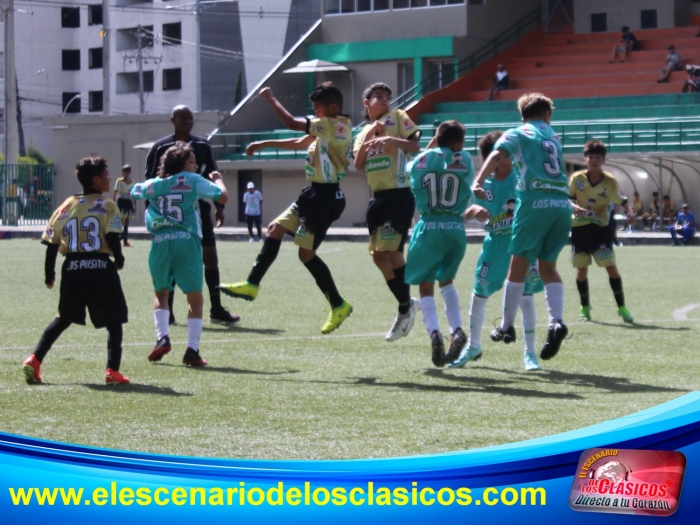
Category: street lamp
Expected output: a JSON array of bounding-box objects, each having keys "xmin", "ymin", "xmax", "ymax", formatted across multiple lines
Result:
[
  {"xmin": 165, "ymin": 0, "xmax": 237, "ymax": 112},
  {"xmin": 62, "ymin": 94, "xmax": 82, "ymax": 117}
]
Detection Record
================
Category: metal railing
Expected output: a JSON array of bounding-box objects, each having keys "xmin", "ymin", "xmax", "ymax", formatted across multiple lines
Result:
[
  {"xmin": 391, "ymin": 5, "xmax": 543, "ymax": 110},
  {"xmin": 0, "ymin": 164, "xmax": 56, "ymax": 226}
]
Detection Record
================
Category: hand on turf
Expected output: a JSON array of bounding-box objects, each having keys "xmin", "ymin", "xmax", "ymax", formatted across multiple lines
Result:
[{"xmin": 215, "ymin": 206, "xmax": 225, "ymax": 228}]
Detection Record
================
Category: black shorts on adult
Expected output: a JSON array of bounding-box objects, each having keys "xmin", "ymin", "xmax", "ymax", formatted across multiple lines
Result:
[
  {"xmin": 199, "ymin": 199, "xmax": 216, "ymax": 247},
  {"xmin": 58, "ymin": 254, "xmax": 128, "ymax": 328},
  {"xmin": 571, "ymin": 223, "xmax": 614, "ymax": 254},
  {"xmin": 295, "ymin": 182, "xmax": 346, "ymax": 250},
  {"xmin": 117, "ymin": 198, "xmax": 134, "ymax": 214},
  {"xmin": 366, "ymin": 188, "xmax": 416, "ymax": 251}
]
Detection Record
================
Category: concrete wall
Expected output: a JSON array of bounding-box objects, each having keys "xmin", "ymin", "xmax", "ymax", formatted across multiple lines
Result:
[{"xmin": 573, "ymin": 0, "xmax": 688, "ymax": 34}]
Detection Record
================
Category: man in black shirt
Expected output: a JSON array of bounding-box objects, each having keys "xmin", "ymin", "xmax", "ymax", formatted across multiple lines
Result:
[{"xmin": 145, "ymin": 105, "xmax": 239, "ymax": 325}]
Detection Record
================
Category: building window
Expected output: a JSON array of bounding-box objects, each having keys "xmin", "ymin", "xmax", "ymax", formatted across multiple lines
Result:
[
  {"xmin": 468, "ymin": 0, "xmax": 484, "ymax": 4},
  {"xmin": 397, "ymin": 62, "xmax": 415, "ymax": 94},
  {"xmin": 88, "ymin": 5, "xmax": 103, "ymax": 25},
  {"xmin": 89, "ymin": 48, "xmax": 103, "ymax": 69},
  {"xmin": 427, "ymin": 60, "xmax": 455, "ymax": 92},
  {"xmin": 641, "ymin": 9, "xmax": 658, "ymax": 29},
  {"xmin": 324, "ymin": 0, "xmax": 463, "ymax": 14},
  {"xmin": 89, "ymin": 91, "xmax": 104, "ymax": 112},
  {"xmin": 61, "ymin": 7, "xmax": 80, "ymax": 28},
  {"xmin": 162, "ymin": 22, "xmax": 182, "ymax": 45},
  {"xmin": 374, "ymin": 0, "xmax": 389, "ymax": 9},
  {"xmin": 340, "ymin": 0, "xmax": 354, "ymax": 13},
  {"xmin": 591, "ymin": 13, "xmax": 607, "ymax": 33},
  {"xmin": 163, "ymin": 68, "xmax": 182, "ymax": 91},
  {"xmin": 116, "ymin": 26, "xmax": 154, "ymax": 52},
  {"xmin": 357, "ymin": 0, "xmax": 371, "ymax": 11},
  {"xmin": 62, "ymin": 50, "xmax": 81, "ymax": 71},
  {"xmin": 62, "ymin": 92, "xmax": 81, "ymax": 113},
  {"xmin": 393, "ymin": 0, "xmax": 409, "ymax": 9},
  {"xmin": 116, "ymin": 71, "xmax": 155, "ymax": 94}
]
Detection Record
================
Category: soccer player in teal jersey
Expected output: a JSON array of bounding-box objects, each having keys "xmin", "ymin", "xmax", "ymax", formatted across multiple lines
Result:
[
  {"xmin": 132, "ymin": 142, "xmax": 229, "ymax": 367},
  {"xmin": 450, "ymin": 131, "xmax": 544, "ymax": 371},
  {"xmin": 472, "ymin": 93, "xmax": 572, "ymax": 361},
  {"xmin": 405, "ymin": 121, "xmax": 475, "ymax": 367}
]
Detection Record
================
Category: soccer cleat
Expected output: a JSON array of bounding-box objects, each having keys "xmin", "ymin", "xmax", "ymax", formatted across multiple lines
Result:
[
  {"xmin": 448, "ymin": 346, "xmax": 482, "ymax": 369},
  {"xmin": 385, "ymin": 298, "xmax": 420, "ymax": 342},
  {"xmin": 490, "ymin": 325, "xmax": 516, "ymax": 344},
  {"xmin": 105, "ymin": 368, "xmax": 130, "ymax": 385},
  {"xmin": 148, "ymin": 336, "xmax": 171, "ymax": 362},
  {"xmin": 183, "ymin": 348, "xmax": 207, "ymax": 367},
  {"xmin": 219, "ymin": 281, "xmax": 259, "ymax": 302},
  {"xmin": 431, "ymin": 330, "xmax": 446, "ymax": 367},
  {"xmin": 123, "ymin": 241, "xmax": 134, "ymax": 247},
  {"xmin": 248, "ymin": 238, "xmax": 255, "ymax": 243},
  {"xmin": 523, "ymin": 353, "xmax": 541, "ymax": 371},
  {"xmin": 22, "ymin": 355, "xmax": 42, "ymax": 384},
  {"xmin": 321, "ymin": 300, "xmax": 353, "ymax": 334},
  {"xmin": 580, "ymin": 305, "xmax": 592, "ymax": 322},
  {"xmin": 618, "ymin": 306, "xmax": 634, "ymax": 323},
  {"xmin": 210, "ymin": 307, "xmax": 241, "ymax": 325},
  {"xmin": 540, "ymin": 321, "xmax": 568, "ymax": 361},
  {"xmin": 444, "ymin": 327, "xmax": 468, "ymax": 363}
]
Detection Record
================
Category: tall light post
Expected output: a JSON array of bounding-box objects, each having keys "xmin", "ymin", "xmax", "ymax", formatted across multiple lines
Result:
[
  {"xmin": 165, "ymin": 0, "xmax": 236, "ymax": 112},
  {"xmin": 62, "ymin": 94, "xmax": 82, "ymax": 117}
]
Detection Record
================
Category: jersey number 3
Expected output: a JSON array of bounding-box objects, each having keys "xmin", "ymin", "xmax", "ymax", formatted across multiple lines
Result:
[
  {"xmin": 421, "ymin": 172, "xmax": 460, "ymax": 209},
  {"xmin": 542, "ymin": 140, "xmax": 561, "ymax": 177}
]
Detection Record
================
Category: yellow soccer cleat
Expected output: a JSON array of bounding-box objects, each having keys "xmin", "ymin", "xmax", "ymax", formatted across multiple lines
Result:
[
  {"xmin": 321, "ymin": 300, "xmax": 353, "ymax": 334},
  {"xmin": 219, "ymin": 281, "xmax": 259, "ymax": 301}
]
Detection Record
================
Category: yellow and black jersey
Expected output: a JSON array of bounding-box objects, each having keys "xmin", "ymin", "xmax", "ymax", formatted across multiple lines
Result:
[
  {"xmin": 569, "ymin": 170, "xmax": 626, "ymax": 227},
  {"xmin": 43, "ymin": 194, "xmax": 123, "ymax": 255},
  {"xmin": 114, "ymin": 178, "xmax": 135, "ymax": 200},
  {"xmin": 305, "ymin": 115, "xmax": 353, "ymax": 184},
  {"xmin": 353, "ymin": 109, "xmax": 420, "ymax": 192}
]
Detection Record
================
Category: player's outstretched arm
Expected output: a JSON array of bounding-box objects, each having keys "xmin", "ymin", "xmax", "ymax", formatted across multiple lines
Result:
[
  {"xmin": 473, "ymin": 148, "xmax": 506, "ymax": 198},
  {"xmin": 246, "ymin": 136, "xmax": 314, "ymax": 157},
  {"xmin": 259, "ymin": 87, "xmax": 307, "ymax": 132},
  {"xmin": 209, "ymin": 171, "xmax": 229, "ymax": 205}
]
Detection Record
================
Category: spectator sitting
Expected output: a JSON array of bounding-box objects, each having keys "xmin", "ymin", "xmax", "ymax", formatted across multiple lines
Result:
[
  {"xmin": 630, "ymin": 191, "xmax": 644, "ymax": 229},
  {"xmin": 658, "ymin": 45, "xmax": 682, "ymax": 83},
  {"xmin": 642, "ymin": 191, "xmax": 660, "ymax": 230},
  {"xmin": 610, "ymin": 26, "xmax": 640, "ymax": 63},
  {"xmin": 670, "ymin": 204, "xmax": 696, "ymax": 246},
  {"xmin": 488, "ymin": 64, "xmax": 509, "ymax": 101},
  {"xmin": 682, "ymin": 64, "xmax": 700, "ymax": 93},
  {"xmin": 661, "ymin": 195, "xmax": 676, "ymax": 226}
]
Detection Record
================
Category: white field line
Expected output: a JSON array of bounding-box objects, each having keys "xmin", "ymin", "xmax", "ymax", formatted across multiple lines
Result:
[
  {"xmin": 673, "ymin": 303, "xmax": 700, "ymax": 321},
  {"xmin": 0, "ymin": 317, "xmax": 698, "ymax": 353}
]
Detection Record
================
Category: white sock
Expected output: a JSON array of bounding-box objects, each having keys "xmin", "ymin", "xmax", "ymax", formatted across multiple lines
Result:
[
  {"xmin": 187, "ymin": 318, "xmax": 204, "ymax": 351},
  {"xmin": 502, "ymin": 281, "xmax": 525, "ymax": 329},
  {"xmin": 439, "ymin": 284, "xmax": 462, "ymax": 334},
  {"xmin": 154, "ymin": 309, "xmax": 169, "ymax": 340},
  {"xmin": 420, "ymin": 296, "xmax": 440, "ymax": 335},
  {"xmin": 520, "ymin": 295, "xmax": 537, "ymax": 355},
  {"xmin": 545, "ymin": 282, "xmax": 565, "ymax": 325},
  {"xmin": 468, "ymin": 294, "xmax": 488, "ymax": 349}
]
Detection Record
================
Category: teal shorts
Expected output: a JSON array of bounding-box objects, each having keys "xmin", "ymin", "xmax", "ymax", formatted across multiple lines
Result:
[
  {"xmin": 474, "ymin": 234, "xmax": 544, "ymax": 297},
  {"xmin": 405, "ymin": 216, "xmax": 467, "ymax": 285},
  {"xmin": 510, "ymin": 197, "xmax": 572, "ymax": 263},
  {"xmin": 149, "ymin": 231, "xmax": 203, "ymax": 294}
]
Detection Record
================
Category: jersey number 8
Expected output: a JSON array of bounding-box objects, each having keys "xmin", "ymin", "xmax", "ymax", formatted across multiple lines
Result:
[{"xmin": 421, "ymin": 172, "xmax": 460, "ymax": 209}]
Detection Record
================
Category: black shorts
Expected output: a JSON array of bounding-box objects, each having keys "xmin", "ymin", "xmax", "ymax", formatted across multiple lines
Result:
[
  {"xmin": 292, "ymin": 183, "xmax": 346, "ymax": 250},
  {"xmin": 117, "ymin": 198, "xmax": 134, "ymax": 214},
  {"xmin": 199, "ymin": 200, "xmax": 216, "ymax": 247},
  {"xmin": 367, "ymin": 188, "xmax": 416, "ymax": 252},
  {"xmin": 58, "ymin": 254, "xmax": 128, "ymax": 328},
  {"xmin": 571, "ymin": 223, "xmax": 614, "ymax": 254}
]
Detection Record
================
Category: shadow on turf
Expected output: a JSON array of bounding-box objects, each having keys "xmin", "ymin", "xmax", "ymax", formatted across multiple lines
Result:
[
  {"xmin": 201, "ymin": 326, "xmax": 285, "ymax": 335},
  {"xmin": 156, "ymin": 363, "xmax": 300, "ymax": 376},
  {"xmin": 80, "ymin": 383, "xmax": 193, "ymax": 396},
  {"xmin": 475, "ymin": 366, "xmax": 688, "ymax": 394},
  {"xmin": 587, "ymin": 321, "xmax": 691, "ymax": 331}
]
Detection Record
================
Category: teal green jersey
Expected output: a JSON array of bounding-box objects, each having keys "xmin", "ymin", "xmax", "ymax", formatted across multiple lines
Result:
[
  {"xmin": 131, "ymin": 171, "xmax": 222, "ymax": 237},
  {"xmin": 474, "ymin": 170, "xmax": 517, "ymax": 237},
  {"xmin": 408, "ymin": 147, "xmax": 475, "ymax": 216},
  {"xmin": 494, "ymin": 121, "xmax": 568, "ymax": 202}
]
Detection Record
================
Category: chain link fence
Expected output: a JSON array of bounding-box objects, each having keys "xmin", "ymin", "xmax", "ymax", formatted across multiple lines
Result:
[{"xmin": 0, "ymin": 164, "xmax": 56, "ymax": 226}]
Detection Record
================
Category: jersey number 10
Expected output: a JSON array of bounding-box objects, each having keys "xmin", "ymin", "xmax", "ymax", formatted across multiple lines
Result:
[{"xmin": 421, "ymin": 172, "xmax": 460, "ymax": 209}]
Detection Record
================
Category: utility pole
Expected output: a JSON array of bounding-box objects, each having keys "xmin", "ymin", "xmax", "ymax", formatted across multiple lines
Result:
[
  {"xmin": 195, "ymin": 0, "xmax": 201, "ymax": 112},
  {"xmin": 136, "ymin": 25, "xmax": 145, "ymax": 114},
  {"xmin": 102, "ymin": 0, "xmax": 110, "ymax": 115},
  {"xmin": 2, "ymin": 0, "xmax": 18, "ymax": 164}
]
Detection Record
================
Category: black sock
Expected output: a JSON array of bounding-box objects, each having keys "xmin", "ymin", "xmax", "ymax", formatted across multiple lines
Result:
[
  {"xmin": 205, "ymin": 268, "xmax": 222, "ymax": 310},
  {"xmin": 304, "ymin": 256, "xmax": 343, "ymax": 308},
  {"xmin": 392, "ymin": 265, "xmax": 411, "ymax": 314},
  {"xmin": 168, "ymin": 288, "xmax": 175, "ymax": 312},
  {"xmin": 247, "ymin": 223, "xmax": 254, "ymax": 238},
  {"xmin": 247, "ymin": 238, "xmax": 281, "ymax": 285},
  {"xmin": 106, "ymin": 324, "xmax": 123, "ymax": 371},
  {"xmin": 609, "ymin": 277, "xmax": 625, "ymax": 307},
  {"xmin": 256, "ymin": 223, "xmax": 263, "ymax": 239},
  {"xmin": 123, "ymin": 225, "xmax": 129, "ymax": 243},
  {"xmin": 576, "ymin": 279, "xmax": 590, "ymax": 307},
  {"xmin": 34, "ymin": 318, "xmax": 71, "ymax": 362}
]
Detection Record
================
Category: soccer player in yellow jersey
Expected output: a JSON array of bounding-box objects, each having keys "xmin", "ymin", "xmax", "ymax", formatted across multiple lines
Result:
[
  {"xmin": 353, "ymin": 83, "xmax": 421, "ymax": 342},
  {"xmin": 221, "ymin": 83, "xmax": 353, "ymax": 334},
  {"xmin": 113, "ymin": 164, "xmax": 136, "ymax": 247},
  {"xmin": 23, "ymin": 157, "xmax": 130, "ymax": 385},
  {"xmin": 569, "ymin": 140, "xmax": 636, "ymax": 323}
]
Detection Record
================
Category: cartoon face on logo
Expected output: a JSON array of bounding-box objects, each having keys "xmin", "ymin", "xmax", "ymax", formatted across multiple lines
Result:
[
  {"xmin": 506, "ymin": 199, "xmax": 516, "ymax": 217},
  {"xmin": 597, "ymin": 188, "xmax": 609, "ymax": 199}
]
